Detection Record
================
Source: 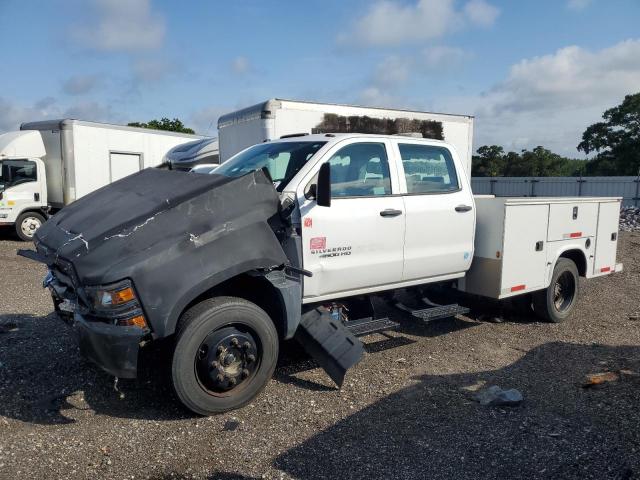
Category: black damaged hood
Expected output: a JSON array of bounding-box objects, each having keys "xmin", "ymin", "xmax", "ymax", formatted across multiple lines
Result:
[{"xmin": 34, "ymin": 168, "xmax": 289, "ymax": 334}]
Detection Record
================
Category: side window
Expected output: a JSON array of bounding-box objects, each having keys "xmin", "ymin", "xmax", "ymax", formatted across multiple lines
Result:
[
  {"xmin": 327, "ymin": 143, "xmax": 391, "ymax": 197},
  {"xmin": 1, "ymin": 160, "xmax": 37, "ymax": 188},
  {"xmin": 398, "ymin": 144, "xmax": 459, "ymax": 194}
]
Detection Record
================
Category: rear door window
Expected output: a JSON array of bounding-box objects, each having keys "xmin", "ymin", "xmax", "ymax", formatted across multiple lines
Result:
[{"xmin": 398, "ymin": 144, "xmax": 459, "ymax": 194}]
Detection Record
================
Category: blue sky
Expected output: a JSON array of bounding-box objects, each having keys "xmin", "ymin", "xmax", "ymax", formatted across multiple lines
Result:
[{"xmin": 1, "ymin": 0, "xmax": 639, "ymax": 156}]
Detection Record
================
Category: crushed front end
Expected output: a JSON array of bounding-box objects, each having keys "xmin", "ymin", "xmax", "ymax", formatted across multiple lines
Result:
[{"xmin": 38, "ymin": 254, "xmax": 149, "ymax": 378}]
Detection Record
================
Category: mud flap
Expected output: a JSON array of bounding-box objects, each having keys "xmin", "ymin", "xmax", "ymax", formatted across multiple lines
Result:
[{"xmin": 294, "ymin": 308, "xmax": 364, "ymax": 387}]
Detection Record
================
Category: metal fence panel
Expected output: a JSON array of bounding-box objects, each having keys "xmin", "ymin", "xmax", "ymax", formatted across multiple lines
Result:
[{"xmin": 470, "ymin": 176, "xmax": 639, "ymax": 206}]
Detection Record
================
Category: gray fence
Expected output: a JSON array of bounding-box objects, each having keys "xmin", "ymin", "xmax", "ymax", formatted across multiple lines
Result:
[{"xmin": 471, "ymin": 176, "xmax": 640, "ymax": 207}]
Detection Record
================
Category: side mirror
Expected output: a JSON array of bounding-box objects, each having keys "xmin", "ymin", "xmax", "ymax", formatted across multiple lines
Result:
[{"xmin": 316, "ymin": 162, "xmax": 331, "ymax": 207}]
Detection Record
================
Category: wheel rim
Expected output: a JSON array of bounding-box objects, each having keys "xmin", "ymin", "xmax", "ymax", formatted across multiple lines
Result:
[
  {"xmin": 20, "ymin": 216, "xmax": 42, "ymax": 238},
  {"xmin": 194, "ymin": 325, "xmax": 261, "ymax": 397},
  {"xmin": 553, "ymin": 271, "xmax": 576, "ymax": 312}
]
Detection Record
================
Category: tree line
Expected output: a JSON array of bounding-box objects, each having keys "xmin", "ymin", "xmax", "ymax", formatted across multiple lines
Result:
[{"xmin": 473, "ymin": 92, "xmax": 640, "ymax": 177}]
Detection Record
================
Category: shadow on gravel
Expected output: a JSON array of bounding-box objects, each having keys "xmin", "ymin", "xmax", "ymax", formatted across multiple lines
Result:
[
  {"xmin": 275, "ymin": 342, "xmax": 640, "ymax": 480},
  {"xmin": 0, "ymin": 312, "xmax": 196, "ymax": 424},
  {"xmin": 0, "ymin": 226, "xmax": 19, "ymax": 241},
  {"xmin": 0, "ymin": 306, "xmax": 486, "ymax": 423}
]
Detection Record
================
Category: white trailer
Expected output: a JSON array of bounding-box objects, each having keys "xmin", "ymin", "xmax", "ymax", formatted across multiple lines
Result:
[
  {"xmin": 0, "ymin": 119, "xmax": 206, "ymax": 240},
  {"xmin": 217, "ymin": 99, "xmax": 474, "ymax": 177}
]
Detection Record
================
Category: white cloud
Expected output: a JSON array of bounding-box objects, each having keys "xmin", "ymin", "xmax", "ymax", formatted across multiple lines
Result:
[
  {"xmin": 72, "ymin": 0, "xmax": 165, "ymax": 52},
  {"xmin": 463, "ymin": 0, "xmax": 500, "ymax": 27},
  {"xmin": 131, "ymin": 58, "xmax": 173, "ymax": 83},
  {"xmin": 189, "ymin": 106, "xmax": 230, "ymax": 135},
  {"xmin": 341, "ymin": 0, "xmax": 499, "ymax": 47},
  {"xmin": 373, "ymin": 56, "xmax": 412, "ymax": 88},
  {"xmin": 62, "ymin": 75, "xmax": 100, "ymax": 95},
  {"xmin": 231, "ymin": 56, "xmax": 251, "ymax": 75},
  {"xmin": 0, "ymin": 97, "xmax": 117, "ymax": 133},
  {"xmin": 567, "ymin": 0, "xmax": 593, "ymax": 11},
  {"xmin": 438, "ymin": 39, "xmax": 640, "ymax": 156},
  {"xmin": 422, "ymin": 45, "xmax": 470, "ymax": 69},
  {"xmin": 364, "ymin": 45, "xmax": 468, "ymax": 98},
  {"xmin": 63, "ymin": 101, "xmax": 115, "ymax": 122}
]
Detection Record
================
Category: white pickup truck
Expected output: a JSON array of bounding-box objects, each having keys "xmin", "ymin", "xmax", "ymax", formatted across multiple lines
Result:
[{"xmin": 25, "ymin": 133, "xmax": 622, "ymax": 415}]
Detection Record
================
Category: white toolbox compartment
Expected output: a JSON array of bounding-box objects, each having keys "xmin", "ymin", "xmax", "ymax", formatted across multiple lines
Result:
[{"xmin": 461, "ymin": 197, "xmax": 622, "ymax": 299}]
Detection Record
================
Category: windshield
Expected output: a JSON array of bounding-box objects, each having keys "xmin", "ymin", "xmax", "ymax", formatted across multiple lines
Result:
[
  {"xmin": 0, "ymin": 159, "xmax": 38, "ymax": 192},
  {"xmin": 214, "ymin": 141, "xmax": 326, "ymax": 191}
]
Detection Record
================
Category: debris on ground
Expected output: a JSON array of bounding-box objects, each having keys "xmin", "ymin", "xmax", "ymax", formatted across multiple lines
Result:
[
  {"xmin": 474, "ymin": 385, "xmax": 523, "ymax": 406},
  {"xmin": 583, "ymin": 371, "xmax": 620, "ymax": 387},
  {"xmin": 629, "ymin": 312, "xmax": 640, "ymax": 321},
  {"xmin": 619, "ymin": 206, "xmax": 640, "ymax": 232},
  {"xmin": 223, "ymin": 417, "xmax": 241, "ymax": 431}
]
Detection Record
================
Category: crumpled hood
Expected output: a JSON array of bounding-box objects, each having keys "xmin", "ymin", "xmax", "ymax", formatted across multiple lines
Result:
[
  {"xmin": 36, "ymin": 168, "xmax": 233, "ymax": 259},
  {"xmin": 34, "ymin": 168, "xmax": 289, "ymax": 334}
]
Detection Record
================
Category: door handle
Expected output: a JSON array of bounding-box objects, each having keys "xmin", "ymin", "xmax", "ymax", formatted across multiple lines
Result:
[
  {"xmin": 380, "ymin": 209, "xmax": 403, "ymax": 217},
  {"xmin": 455, "ymin": 205, "xmax": 472, "ymax": 212}
]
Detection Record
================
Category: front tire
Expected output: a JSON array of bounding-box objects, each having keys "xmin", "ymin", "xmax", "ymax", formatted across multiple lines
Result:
[
  {"xmin": 16, "ymin": 211, "xmax": 45, "ymax": 242},
  {"xmin": 533, "ymin": 258, "xmax": 579, "ymax": 323},
  {"xmin": 171, "ymin": 296, "xmax": 279, "ymax": 415}
]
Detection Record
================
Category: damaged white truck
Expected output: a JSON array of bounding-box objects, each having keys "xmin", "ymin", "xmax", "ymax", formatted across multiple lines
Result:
[{"xmin": 19, "ymin": 133, "xmax": 622, "ymax": 415}]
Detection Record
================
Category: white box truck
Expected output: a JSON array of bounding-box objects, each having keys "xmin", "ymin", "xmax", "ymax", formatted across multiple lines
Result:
[
  {"xmin": 0, "ymin": 119, "xmax": 207, "ymax": 240},
  {"xmin": 23, "ymin": 132, "xmax": 623, "ymax": 415},
  {"xmin": 217, "ymin": 98, "xmax": 474, "ymax": 176}
]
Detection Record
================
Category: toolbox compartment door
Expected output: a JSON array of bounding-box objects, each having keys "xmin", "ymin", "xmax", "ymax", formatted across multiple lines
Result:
[
  {"xmin": 501, "ymin": 204, "xmax": 549, "ymax": 297},
  {"xmin": 593, "ymin": 201, "xmax": 620, "ymax": 275},
  {"xmin": 547, "ymin": 202, "xmax": 598, "ymax": 241}
]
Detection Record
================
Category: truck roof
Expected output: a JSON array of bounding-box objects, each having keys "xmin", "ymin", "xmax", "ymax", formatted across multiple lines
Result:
[
  {"xmin": 20, "ymin": 119, "xmax": 208, "ymax": 139},
  {"xmin": 268, "ymin": 132, "xmax": 450, "ymax": 144}
]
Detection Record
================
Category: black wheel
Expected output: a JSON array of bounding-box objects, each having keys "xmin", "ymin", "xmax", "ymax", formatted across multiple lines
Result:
[
  {"xmin": 16, "ymin": 212, "xmax": 45, "ymax": 242},
  {"xmin": 533, "ymin": 258, "xmax": 579, "ymax": 323},
  {"xmin": 171, "ymin": 296, "xmax": 278, "ymax": 415}
]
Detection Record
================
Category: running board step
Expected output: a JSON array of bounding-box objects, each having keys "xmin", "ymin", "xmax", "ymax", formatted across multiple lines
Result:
[
  {"xmin": 395, "ymin": 302, "xmax": 469, "ymax": 321},
  {"xmin": 294, "ymin": 308, "xmax": 364, "ymax": 388},
  {"xmin": 345, "ymin": 317, "xmax": 400, "ymax": 337}
]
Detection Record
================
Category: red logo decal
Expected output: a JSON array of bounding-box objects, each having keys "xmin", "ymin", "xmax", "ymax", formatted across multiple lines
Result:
[
  {"xmin": 304, "ymin": 217, "xmax": 313, "ymax": 228},
  {"xmin": 310, "ymin": 237, "xmax": 326, "ymax": 250}
]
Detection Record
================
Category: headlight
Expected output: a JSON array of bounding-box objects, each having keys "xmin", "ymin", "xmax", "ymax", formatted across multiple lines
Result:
[
  {"xmin": 94, "ymin": 284, "xmax": 135, "ymax": 308},
  {"xmin": 86, "ymin": 280, "xmax": 148, "ymax": 329}
]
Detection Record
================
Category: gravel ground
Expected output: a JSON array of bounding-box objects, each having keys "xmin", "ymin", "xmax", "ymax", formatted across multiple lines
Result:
[{"xmin": 0, "ymin": 227, "xmax": 639, "ymax": 480}]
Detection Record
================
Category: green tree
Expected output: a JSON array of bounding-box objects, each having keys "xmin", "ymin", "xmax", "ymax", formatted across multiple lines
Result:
[
  {"xmin": 127, "ymin": 117, "xmax": 195, "ymax": 134},
  {"xmin": 578, "ymin": 93, "xmax": 640, "ymax": 175},
  {"xmin": 472, "ymin": 145, "xmax": 505, "ymax": 177}
]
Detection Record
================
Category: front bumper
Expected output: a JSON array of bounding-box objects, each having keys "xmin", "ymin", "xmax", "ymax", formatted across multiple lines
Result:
[{"xmin": 71, "ymin": 312, "xmax": 145, "ymax": 379}]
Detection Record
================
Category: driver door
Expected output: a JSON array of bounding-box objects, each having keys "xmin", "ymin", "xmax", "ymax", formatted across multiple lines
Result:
[{"xmin": 299, "ymin": 140, "xmax": 405, "ymax": 301}]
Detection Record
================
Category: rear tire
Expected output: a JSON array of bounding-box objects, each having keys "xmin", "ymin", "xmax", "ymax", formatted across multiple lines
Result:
[
  {"xmin": 171, "ymin": 296, "xmax": 279, "ymax": 415},
  {"xmin": 533, "ymin": 258, "xmax": 579, "ymax": 323},
  {"xmin": 16, "ymin": 212, "xmax": 45, "ymax": 242}
]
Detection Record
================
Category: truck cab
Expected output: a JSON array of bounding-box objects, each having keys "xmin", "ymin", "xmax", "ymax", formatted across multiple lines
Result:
[
  {"xmin": 0, "ymin": 131, "xmax": 48, "ymax": 240},
  {"xmin": 216, "ymin": 134, "xmax": 475, "ymax": 301}
]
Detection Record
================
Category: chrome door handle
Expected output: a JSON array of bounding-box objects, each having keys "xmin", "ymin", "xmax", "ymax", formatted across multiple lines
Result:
[
  {"xmin": 455, "ymin": 205, "xmax": 473, "ymax": 212},
  {"xmin": 380, "ymin": 209, "xmax": 403, "ymax": 217}
]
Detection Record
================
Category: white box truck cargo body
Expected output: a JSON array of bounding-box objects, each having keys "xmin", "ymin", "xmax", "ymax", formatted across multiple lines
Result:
[
  {"xmin": 0, "ymin": 119, "xmax": 206, "ymax": 240},
  {"xmin": 217, "ymin": 99, "xmax": 474, "ymax": 177}
]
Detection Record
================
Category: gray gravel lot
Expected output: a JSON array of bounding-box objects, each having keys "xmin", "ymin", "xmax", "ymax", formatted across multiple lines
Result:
[{"xmin": 0, "ymin": 227, "xmax": 639, "ymax": 480}]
